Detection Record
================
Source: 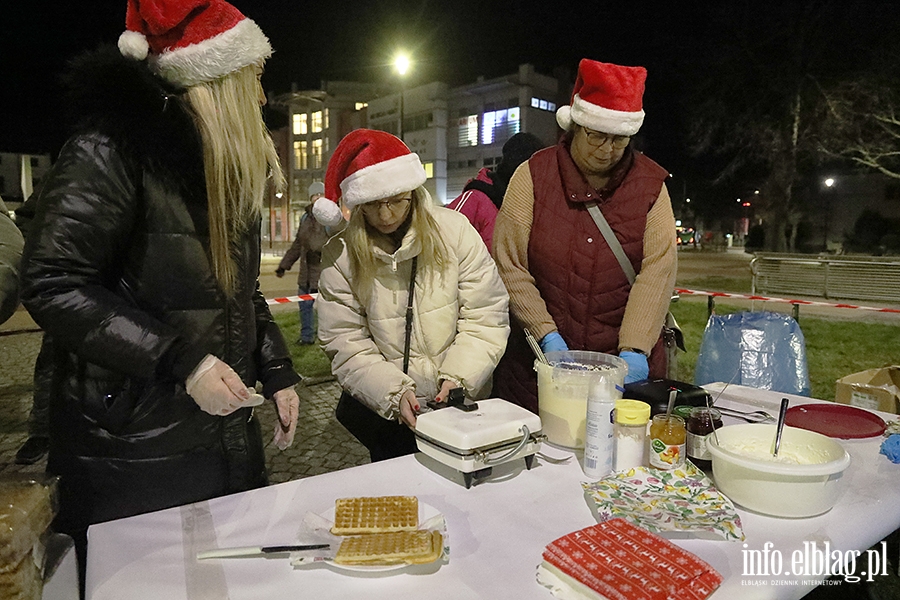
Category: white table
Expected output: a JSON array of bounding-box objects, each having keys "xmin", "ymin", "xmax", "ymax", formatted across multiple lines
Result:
[{"xmin": 86, "ymin": 385, "xmax": 900, "ymax": 600}]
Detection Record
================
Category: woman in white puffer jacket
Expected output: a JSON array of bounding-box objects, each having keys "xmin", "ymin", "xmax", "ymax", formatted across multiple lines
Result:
[{"xmin": 315, "ymin": 129, "xmax": 510, "ymax": 461}]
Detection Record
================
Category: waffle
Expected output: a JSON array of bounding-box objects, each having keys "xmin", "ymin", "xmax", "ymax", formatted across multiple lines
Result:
[
  {"xmin": 331, "ymin": 495, "xmax": 418, "ymax": 535},
  {"xmin": 334, "ymin": 530, "xmax": 443, "ymax": 565}
]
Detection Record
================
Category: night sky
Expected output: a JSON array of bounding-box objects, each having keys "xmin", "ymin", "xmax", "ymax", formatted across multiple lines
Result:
[{"xmin": 2, "ymin": 1, "xmax": 897, "ymax": 182}]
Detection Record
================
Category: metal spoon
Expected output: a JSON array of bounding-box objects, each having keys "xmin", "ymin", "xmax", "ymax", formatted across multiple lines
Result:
[{"xmin": 773, "ymin": 398, "xmax": 790, "ymax": 457}]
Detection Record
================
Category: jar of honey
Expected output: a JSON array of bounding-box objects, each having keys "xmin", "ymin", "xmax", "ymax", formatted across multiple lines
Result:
[
  {"xmin": 649, "ymin": 414, "xmax": 686, "ymax": 470},
  {"xmin": 686, "ymin": 407, "xmax": 723, "ymax": 472}
]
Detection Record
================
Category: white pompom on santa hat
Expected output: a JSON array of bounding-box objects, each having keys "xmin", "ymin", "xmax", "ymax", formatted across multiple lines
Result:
[
  {"xmin": 313, "ymin": 129, "xmax": 427, "ymax": 227},
  {"xmin": 556, "ymin": 59, "xmax": 647, "ymax": 136},
  {"xmin": 117, "ymin": 0, "xmax": 272, "ymax": 88}
]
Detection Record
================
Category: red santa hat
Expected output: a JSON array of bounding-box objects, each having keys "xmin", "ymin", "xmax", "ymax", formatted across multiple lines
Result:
[
  {"xmin": 117, "ymin": 0, "xmax": 272, "ymax": 88},
  {"xmin": 313, "ymin": 129, "xmax": 427, "ymax": 227},
  {"xmin": 556, "ymin": 59, "xmax": 647, "ymax": 136}
]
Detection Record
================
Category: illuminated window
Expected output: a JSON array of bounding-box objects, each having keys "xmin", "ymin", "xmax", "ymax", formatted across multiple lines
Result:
[
  {"xmin": 311, "ymin": 111, "xmax": 323, "ymax": 133},
  {"xmin": 481, "ymin": 108, "xmax": 520, "ymax": 145},
  {"xmin": 355, "ymin": 102, "xmax": 368, "ymax": 111},
  {"xmin": 530, "ymin": 97, "xmax": 556, "ymax": 113},
  {"xmin": 324, "ymin": 108, "xmax": 329, "ymax": 129},
  {"xmin": 457, "ymin": 115, "xmax": 478, "ymax": 147},
  {"xmin": 293, "ymin": 113, "xmax": 307, "ymax": 135},
  {"xmin": 312, "ymin": 138, "xmax": 323, "ymax": 169},
  {"xmin": 294, "ymin": 141, "xmax": 308, "ymax": 170},
  {"xmin": 423, "ymin": 162, "xmax": 434, "ymax": 179}
]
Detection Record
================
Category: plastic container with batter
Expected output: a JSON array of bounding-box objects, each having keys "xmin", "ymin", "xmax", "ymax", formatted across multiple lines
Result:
[{"xmin": 534, "ymin": 351, "xmax": 626, "ymax": 448}]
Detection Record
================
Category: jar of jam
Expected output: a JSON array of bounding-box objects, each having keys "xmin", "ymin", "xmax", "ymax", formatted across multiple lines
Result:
[
  {"xmin": 686, "ymin": 407, "xmax": 723, "ymax": 472},
  {"xmin": 649, "ymin": 414, "xmax": 686, "ymax": 470}
]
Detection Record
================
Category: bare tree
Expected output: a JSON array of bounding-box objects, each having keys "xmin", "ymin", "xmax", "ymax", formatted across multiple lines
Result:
[
  {"xmin": 816, "ymin": 63, "xmax": 900, "ymax": 179},
  {"xmin": 683, "ymin": 1, "xmax": 895, "ymax": 251}
]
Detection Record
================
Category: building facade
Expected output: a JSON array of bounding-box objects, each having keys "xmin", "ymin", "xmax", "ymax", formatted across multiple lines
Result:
[{"xmin": 263, "ymin": 64, "xmax": 569, "ymax": 243}]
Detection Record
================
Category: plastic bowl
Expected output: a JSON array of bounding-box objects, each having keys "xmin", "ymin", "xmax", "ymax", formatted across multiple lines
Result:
[{"xmin": 707, "ymin": 423, "xmax": 851, "ymax": 518}]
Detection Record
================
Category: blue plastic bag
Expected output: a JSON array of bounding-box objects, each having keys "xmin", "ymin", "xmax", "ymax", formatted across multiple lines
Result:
[{"xmin": 694, "ymin": 311, "xmax": 810, "ymax": 396}]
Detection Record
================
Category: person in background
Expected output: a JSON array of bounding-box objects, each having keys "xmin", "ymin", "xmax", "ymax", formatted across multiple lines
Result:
[
  {"xmin": 0, "ymin": 195, "xmax": 24, "ymax": 325},
  {"xmin": 447, "ymin": 132, "xmax": 545, "ymax": 252},
  {"xmin": 276, "ymin": 182, "xmax": 335, "ymax": 345},
  {"xmin": 11, "ymin": 194, "xmax": 53, "ymax": 465},
  {"xmin": 19, "ymin": 0, "xmax": 300, "ymax": 589},
  {"xmin": 313, "ymin": 129, "xmax": 509, "ymax": 462},
  {"xmin": 492, "ymin": 59, "xmax": 677, "ymax": 414}
]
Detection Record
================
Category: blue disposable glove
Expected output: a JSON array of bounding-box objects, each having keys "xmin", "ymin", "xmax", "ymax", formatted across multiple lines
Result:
[
  {"xmin": 880, "ymin": 434, "xmax": 900, "ymax": 464},
  {"xmin": 539, "ymin": 332, "xmax": 569, "ymax": 353},
  {"xmin": 620, "ymin": 351, "xmax": 649, "ymax": 384}
]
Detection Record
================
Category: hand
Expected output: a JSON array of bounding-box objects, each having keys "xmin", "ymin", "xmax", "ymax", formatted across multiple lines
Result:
[
  {"xmin": 275, "ymin": 268, "xmax": 285, "ymax": 278},
  {"xmin": 620, "ymin": 350, "xmax": 649, "ymax": 384},
  {"xmin": 272, "ymin": 387, "xmax": 299, "ymax": 450},
  {"xmin": 434, "ymin": 379, "xmax": 457, "ymax": 404},
  {"xmin": 186, "ymin": 354, "xmax": 253, "ymax": 416},
  {"xmin": 539, "ymin": 331, "xmax": 568, "ymax": 353},
  {"xmin": 398, "ymin": 389, "xmax": 420, "ymax": 428}
]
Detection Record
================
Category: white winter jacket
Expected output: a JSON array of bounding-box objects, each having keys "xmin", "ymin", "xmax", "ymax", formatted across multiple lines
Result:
[{"xmin": 317, "ymin": 203, "xmax": 510, "ymax": 420}]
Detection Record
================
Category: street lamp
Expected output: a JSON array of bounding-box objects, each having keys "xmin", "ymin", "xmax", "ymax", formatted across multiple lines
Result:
[
  {"xmin": 823, "ymin": 177, "xmax": 836, "ymax": 251},
  {"xmin": 393, "ymin": 53, "xmax": 411, "ymax": 139}
]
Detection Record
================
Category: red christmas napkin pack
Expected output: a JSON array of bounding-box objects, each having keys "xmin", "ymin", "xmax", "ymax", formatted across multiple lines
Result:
[{"xmin": 537, "ymin": 518, "xmax": 723, "ymax": 600}]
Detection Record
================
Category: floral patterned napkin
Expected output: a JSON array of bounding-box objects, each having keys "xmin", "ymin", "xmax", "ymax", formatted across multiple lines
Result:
[{"xmin": 581, "ymin": 462, "xmax": 744, "ymax": 541}]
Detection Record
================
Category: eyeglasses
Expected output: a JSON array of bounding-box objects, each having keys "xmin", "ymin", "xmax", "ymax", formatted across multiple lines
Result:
[
  {"xmin": 581, "ymin": 127, "xmax": 630, "ymax": 149},
  {"xmin": 361, "ymin": 196, "xmax": 411, "ymax": 215}
]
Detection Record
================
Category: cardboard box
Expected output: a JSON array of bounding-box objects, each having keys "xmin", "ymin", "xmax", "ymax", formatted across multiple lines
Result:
[{"xmin": 835, "ymin": 366, "xmax": 900, "ymax": 414}]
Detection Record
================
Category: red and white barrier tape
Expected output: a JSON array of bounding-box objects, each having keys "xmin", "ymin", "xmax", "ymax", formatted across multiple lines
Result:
[
  {"xmin": 266, "ymin": 293, "xmax": 317, "ymax": 306},
  {"xmin": 675, "ymin": 288, "xmax": 900, "ymax": 314},
  {"xmin": 265, "ymin": 289, "xmax": 900, "ymax": 315}
]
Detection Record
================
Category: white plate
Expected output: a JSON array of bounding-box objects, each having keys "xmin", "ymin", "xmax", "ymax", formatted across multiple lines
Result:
[{"xmin": 320, "ymin": 501, "xmax": 442, "ymax": 573}]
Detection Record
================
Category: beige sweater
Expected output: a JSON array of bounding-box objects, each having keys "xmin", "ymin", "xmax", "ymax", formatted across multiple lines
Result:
[{"xmin": 493, "ymin": 161, "xmax": 677, "ymax": 354}]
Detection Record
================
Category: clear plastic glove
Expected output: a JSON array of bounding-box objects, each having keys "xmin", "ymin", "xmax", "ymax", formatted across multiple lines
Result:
[
  {"xmin": 539, "ymin": 331, "xmax": 569, "ymax": 353},
  {"xmin": 272, "ymin": 386, "xmax": 299, "ymax": 450},
  {"xmin": 620, "ymin": 350, "xmax": 649, "ymax": 384},
  {"xmin": 186, "ymin": 354, "xmax": 254, "ymax": 416}
]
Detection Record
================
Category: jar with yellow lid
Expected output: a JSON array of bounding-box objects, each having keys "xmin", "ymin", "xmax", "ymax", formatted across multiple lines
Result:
[
  {"xmin": 649, "ymin": 414, "xmax": 686, "ymax": 470},
  {"xmin": 613, "ymin": 399, "xmax": 650, "ymax": 471}
]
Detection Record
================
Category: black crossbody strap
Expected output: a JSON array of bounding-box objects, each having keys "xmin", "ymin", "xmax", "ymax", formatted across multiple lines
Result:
[{"xmin": 402, "ymin": 257, "xmax": 418, "ymax": 374}]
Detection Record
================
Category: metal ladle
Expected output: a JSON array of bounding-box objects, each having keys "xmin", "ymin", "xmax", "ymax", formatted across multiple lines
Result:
[{"xmin": 773, "ymin": 398, "xmax": 790, "ymax": 457}]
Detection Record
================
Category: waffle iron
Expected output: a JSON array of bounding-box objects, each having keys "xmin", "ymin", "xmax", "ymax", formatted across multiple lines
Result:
[{"xmin": 414, "ymin": 390, "xmax": 544, "ymax": 488}]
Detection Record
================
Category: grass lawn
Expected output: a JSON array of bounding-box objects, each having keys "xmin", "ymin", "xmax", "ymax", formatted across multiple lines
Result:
[
  {"xmin": 272, "ymin": 310, "xmax": 333, "ymax": 382},
  {"xmin": 670, "ymin": 300, "xmax": 900, "ymax": 401}
]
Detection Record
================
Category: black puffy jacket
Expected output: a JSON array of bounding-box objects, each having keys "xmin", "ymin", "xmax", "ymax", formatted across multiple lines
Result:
[{"xmin": 20, "ymin": 47, "xmax": 299, "ymax": 536}]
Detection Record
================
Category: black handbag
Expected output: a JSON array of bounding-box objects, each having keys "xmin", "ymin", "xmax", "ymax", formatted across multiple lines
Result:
[{"xmin": 334, "ymin": 257, "xmax": 419, "ymax": 462}]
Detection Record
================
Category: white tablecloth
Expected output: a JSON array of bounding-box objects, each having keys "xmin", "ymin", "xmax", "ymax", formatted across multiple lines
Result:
[{"xmin": 85, "ymin": 385, "xmax": 900, "ymax": 600}]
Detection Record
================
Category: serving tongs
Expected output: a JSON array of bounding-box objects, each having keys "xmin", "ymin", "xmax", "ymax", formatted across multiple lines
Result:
[
  {"xmin": 714, "ymin": 406, "xmax": 776, "ymax": 423},
  {"xmin": 706, "ymin": 371, "xmax": 776, "ymax": 423}
]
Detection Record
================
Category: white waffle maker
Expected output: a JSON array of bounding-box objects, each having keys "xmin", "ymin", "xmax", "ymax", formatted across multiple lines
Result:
[{"xmin": 414, "ymin": 392, "xmax": 544, "ymax": 488}]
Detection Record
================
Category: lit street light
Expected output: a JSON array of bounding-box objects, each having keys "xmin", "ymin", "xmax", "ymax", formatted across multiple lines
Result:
[
  {"xmin": 823, "ymin": 177, "xmax": 837, "ymax": 251},
  {"xmin": 394, "ymin": 53, "xmax": 411, "ymax": 139}
]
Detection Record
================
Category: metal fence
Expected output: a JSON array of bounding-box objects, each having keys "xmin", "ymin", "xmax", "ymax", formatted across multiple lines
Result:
[{"xmin": 751, "ymin": 253, "xmax": 900, "ymax": 302}]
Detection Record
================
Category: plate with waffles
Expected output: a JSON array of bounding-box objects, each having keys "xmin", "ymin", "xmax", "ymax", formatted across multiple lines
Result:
[{"xmin": 319, "ymin": 495, "xmax": 445, "ymax": 573}]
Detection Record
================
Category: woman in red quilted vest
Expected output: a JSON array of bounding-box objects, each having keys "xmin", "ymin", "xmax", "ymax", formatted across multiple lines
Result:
[{"xmin": 492, "ymin": 58, "xmax": 677, "ymax": 414}]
